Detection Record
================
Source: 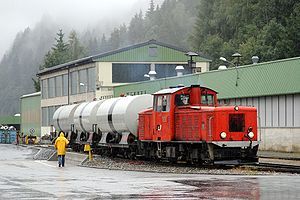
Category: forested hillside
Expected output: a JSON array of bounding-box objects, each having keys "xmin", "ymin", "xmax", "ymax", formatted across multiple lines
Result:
[
  {"xmin": 0, "ymin": 0, "xmax": 299, "ymax": 115},
  {"xmin": 190, "ymin": 0, "xmax": 300, "ymax": 68}
]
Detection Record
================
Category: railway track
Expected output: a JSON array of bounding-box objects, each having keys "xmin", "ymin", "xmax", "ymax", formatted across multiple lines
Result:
[{"xmin": 242, "ymin": 162, "xmax": 300, "ymax": 174}]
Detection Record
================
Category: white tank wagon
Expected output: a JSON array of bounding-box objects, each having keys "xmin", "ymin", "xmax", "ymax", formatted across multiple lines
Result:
[
  {"xmin": 96, "ymin": 95, "xmax": 153, "ymax": 145},
  {"xmin": 74, "ymin": 102, "xmax": 89, "ymax": 133},
  {"xmin": 53, "ymin": 104, "xmax": 79, "ymax": 134},
  {"xmin": 73, "ymin": 100, "xmax": 105, "ymax": 145},
  {"xmin": 80, "ymin": 100, "xmax": 105, "ymax": 133}
]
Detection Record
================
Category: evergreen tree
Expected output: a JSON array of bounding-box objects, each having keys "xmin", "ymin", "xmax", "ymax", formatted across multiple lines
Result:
[
  {"xmin": 146, "ymin": 0, "xmax": 155, "ymax": 18},
  {"xmin": 41, "ymin": 29, "xmax": 69, "ymax": 69},
  {"xmin": 100, "ymin": 34, "xmax": 108, "ymax": 53},
  {"xmin": 190, "ymin": 0, "xmax": 300, "ymax": 69},
  {"xmin": 32, "ymin": 78, "xmax": 40, "ymax": 92},
  {"xmin": 68, "ymin": 30, "xmax": 86, "ymax": 60},
  {"xmin": 128, "ymin": 11, "xmax": 145, "ymax": 44}
]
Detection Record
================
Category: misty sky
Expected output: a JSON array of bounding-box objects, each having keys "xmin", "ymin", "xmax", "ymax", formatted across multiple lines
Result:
[{"xmin": 0, "ymin": 0, "xmax": 162, "ymax": 59}]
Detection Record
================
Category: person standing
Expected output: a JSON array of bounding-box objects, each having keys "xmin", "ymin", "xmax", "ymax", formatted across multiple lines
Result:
[
  {"xmin": 16, "ymin": 131, "xmax": 20, "ymax": 145},
  {"xmin": 54, "ymin": 132, "xmax": 69, "ymax": 167}
]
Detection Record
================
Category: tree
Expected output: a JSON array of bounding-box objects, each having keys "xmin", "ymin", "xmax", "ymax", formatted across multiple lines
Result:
[
  {"xmin": 190, "ymin": 0, "xmax": 300, "ymax": 69},
  {"xmin": 146, "ymin": 0, "xmax": 155, "ymax": 18},
  {"xmin": 128, "ymin": 11, "xmax": 145, "ymax": 44},
  {"xmin": 40, "ymin": 29, "xmax": 69, "ymax": 69},
  {"xmin": 68, "ymin": 30, "xmax": 86, "ymax": 60},
  {"xmin": 32, "ymin": 78, "xmax": 40, "ymax": 92}
]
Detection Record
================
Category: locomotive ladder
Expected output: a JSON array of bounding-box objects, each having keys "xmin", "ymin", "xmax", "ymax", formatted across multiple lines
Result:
[{"xmin": 157, "ymin": 142, "xmax": 162, "ymax": 158}]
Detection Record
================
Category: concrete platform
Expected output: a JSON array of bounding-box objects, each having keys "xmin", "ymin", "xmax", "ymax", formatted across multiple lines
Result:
[{"xmin": 48, "ymin": 151, "xmax": 88, "ymax": 165}]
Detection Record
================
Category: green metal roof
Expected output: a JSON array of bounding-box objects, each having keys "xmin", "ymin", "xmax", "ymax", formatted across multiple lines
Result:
[
  {"xmin": 93, "ymin": 40, "xmax": 210, "ymax": 62},
  {"xmin": 0, "ymin": 116, "xmax": 21, "ymax": 125},
  {"xmin": 114, "ymin": 57, "xmax": 300, "ymax": 99},
  {"xmin": 37, "ymin": 40, "xmax": 211, "ymax": 76}
]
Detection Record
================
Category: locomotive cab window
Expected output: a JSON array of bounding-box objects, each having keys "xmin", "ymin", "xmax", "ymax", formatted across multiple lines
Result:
[
  {"xmin": 229, "ymin": 114, "xmax": 245, "ymax": 132},
  {"xmin": 201, "ymin": 93, "xmax": 214, "ymax": 106},
  {"xmin": 175, "ymin": 94, "xmax": 190, "ymax": 106},
  {"xmin": 154, "ymin": 95, "xmax": 170, "ymax": 112}
]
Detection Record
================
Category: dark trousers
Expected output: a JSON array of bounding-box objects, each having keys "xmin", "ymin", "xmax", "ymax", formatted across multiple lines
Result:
[{"xmin": 58, "ymin": 155, "xmax": 65, "ymax": 167}]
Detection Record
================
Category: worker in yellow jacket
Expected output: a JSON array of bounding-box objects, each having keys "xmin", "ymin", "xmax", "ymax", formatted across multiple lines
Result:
[{"xmin": 54, "ymin": 132, "xmax": 69, "ymax": 167}]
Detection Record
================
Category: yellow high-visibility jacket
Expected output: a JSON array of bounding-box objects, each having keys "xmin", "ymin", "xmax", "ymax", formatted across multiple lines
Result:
[{"xmin": 54, "ymin": 132, "xmax": 69, "ymax": 155}]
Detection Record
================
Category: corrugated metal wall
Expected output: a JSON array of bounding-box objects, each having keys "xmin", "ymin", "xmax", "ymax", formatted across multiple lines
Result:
[
  {"xmin": 21, "ymin": 94, "xmax": 41, "ymax": 136},
  {"xmin": 219, "ymin": 94, "xmax": 300, "ymax": 128}
]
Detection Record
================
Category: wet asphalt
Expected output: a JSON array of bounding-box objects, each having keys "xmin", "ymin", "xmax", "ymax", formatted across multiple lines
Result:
[{"xmin": 0, "ymin": 144, "xmax": 299, "ymax": 200}]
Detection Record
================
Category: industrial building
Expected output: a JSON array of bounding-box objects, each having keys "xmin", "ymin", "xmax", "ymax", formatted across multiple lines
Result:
[
  {"xmin": 114, "ymin": 57, "xmax": 300, "ymax": 152},
  {"xmin": 20, "ymin": 92, "xmax": 41, "ymax": 137},
  {"xmin": 32, "ymin": 38, "xmax": 300, "ymax": 152},
  {"xmin": 36, "ymin": 40, "xmax": 211, "ymax": 135}
]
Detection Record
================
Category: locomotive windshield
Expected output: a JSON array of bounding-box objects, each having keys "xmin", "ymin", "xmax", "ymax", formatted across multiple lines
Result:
[
  {"xmin": 175, "ymin": 94, "xmax": 190, "ymax": 106},
  {"xmin": 229, "ymin": 114, "xmax": 245, "ymax": 132},
  {"xmin": 154, "ymin": 95, "xmax": 170, "ymax": 112},
  {"xmin": 201, "ymin": 94, "xmax": 214, "ymax": 106}
]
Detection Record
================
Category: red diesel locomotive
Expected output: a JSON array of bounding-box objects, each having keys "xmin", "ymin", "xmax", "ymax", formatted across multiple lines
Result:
[
  {"xmin": 137, "ymin": 85, "xmax": 258, "ymax": 164},
  {"xmin": 53, "ymin": 85, "xmax": 259, "ymax": 165}
]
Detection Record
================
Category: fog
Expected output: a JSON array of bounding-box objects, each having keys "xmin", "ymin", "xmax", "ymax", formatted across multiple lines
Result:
[{"xmin": 0, "ymin": 0, "xmax": 163, "ymax": 59}]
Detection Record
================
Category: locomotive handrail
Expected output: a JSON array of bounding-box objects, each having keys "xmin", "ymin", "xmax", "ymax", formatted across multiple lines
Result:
[{"xmin": 208, "ymin": 116, "xmax": 214, "ymax": 142}]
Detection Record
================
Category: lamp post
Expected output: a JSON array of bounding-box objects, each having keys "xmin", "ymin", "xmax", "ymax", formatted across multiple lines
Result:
[
  {"xmin": 220, "ymin": 53, "xmax": 242, "ymax": 86},
  {"xmin": 80, "ymin": 82, "xmax": 88, "ymax": 101},
  {"xmin": 185, "ymin": 51, "xmax": 199, "ymax": 73}
]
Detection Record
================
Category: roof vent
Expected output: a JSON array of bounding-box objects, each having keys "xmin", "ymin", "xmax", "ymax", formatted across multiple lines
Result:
[
  {"xmin": 148, "ymin": 70, "xmax": 157, "ymax": 80},
  {"xmin": 175, "ymin": 65, "xmax": 184, "ymax": 76},
  {"xmin": 252, "ymin": 56, "xmax": 259, "ymax": 64},
  {"xmin": 218, "ymin": 65, "xmax": 227, "ymax": 70}
]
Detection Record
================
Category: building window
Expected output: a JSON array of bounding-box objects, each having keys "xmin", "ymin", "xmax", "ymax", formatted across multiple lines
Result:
[
  {"xmin": 48, "ymin": 77, "xmax": 55, "ymax": 98},
  {"xmin": 41, "ymin": 79, "xmax": 47, "ymax": 99},
  {"xmin": 149, "ymin": 46, "xmax": 158, "ymax": 57},
  {"xmin": 87, "ymin": 67, "xmax": 96, "ymax": 92},
  {"xmin": 48, "ymin": 106, "xmax": 56, "ymax": 126},
  {"xmin": 79, "ymin": 69, "xmax": 87, "ymax": 93},
  {"xmin": 62, "ymin": 74, "xmax": 68, "ymax": 96},
  {"xmin": 42, "ymin": 107, "xmax": 48, "ymax": 126},
  {"xmin": 55, "ymin": 76, "xmax": 62, "ymax": 97},
  {"xmin": 71, "ymin": 71, "xmax": 78, "ymax": 95}
]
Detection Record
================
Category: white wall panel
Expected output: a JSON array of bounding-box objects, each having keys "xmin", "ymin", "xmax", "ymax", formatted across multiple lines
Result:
[
  {"xmin": 265, "ymin": 96, "xmax": 272, "ymax": 127},
  {"xmin": 247, "ymin": 97, "xmax": 253, "ymax": 106},
  {"xmin": 272, "ymin": 96, "xmax": 279, "ymax": 127},
  {"xmin": 222, "ymin": 93, "xmax": 300, "ymax": 128},
  {"xmin": 241, "ymin": 98, "xmax": 247, "ymax": 106},
  {"xmin": 259, "ymin": 97, "xmax": 266, "ymax": 127},
  {"xmin": 286, "ymin": 95, "xmax": 294, "ymax": 127},
  {"xmin": 279, "ymin": 96, "xmax": 286, "ymax": 127},
  {"xmin": 295, "ymin": 94, "xmax": 300, "ymax": 127}
]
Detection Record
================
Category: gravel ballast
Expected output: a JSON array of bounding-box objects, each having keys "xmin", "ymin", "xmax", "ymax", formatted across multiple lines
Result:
[{"xmin": 81, "ymin": 156, "xmax": 277, "ymax": 175}]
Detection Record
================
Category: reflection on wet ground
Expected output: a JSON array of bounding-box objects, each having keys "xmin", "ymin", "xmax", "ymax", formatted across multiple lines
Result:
[
  {"xmin": 1, "ymin": 144, "xmax": 300, "ymax": 200},
  {"xmin": 174, "ymin": 178, "xmax": 259, "ymax": 199}
]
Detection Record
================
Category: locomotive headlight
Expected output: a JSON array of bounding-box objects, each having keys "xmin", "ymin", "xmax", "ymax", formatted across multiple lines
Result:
[
  {"xmin": 220, "ymin": 132, "xmax": 227, "ymax": 139},
  {"xmin": 248, "ymin": 131, "xmax": 254, "ymax": 139},
  {"xmin": 248, "ymin": 127, "xmax": 253, "ymax": 132},
  {"xmin": 234, "ymin": 106, "xmax": 239, "ymax": 111}
]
